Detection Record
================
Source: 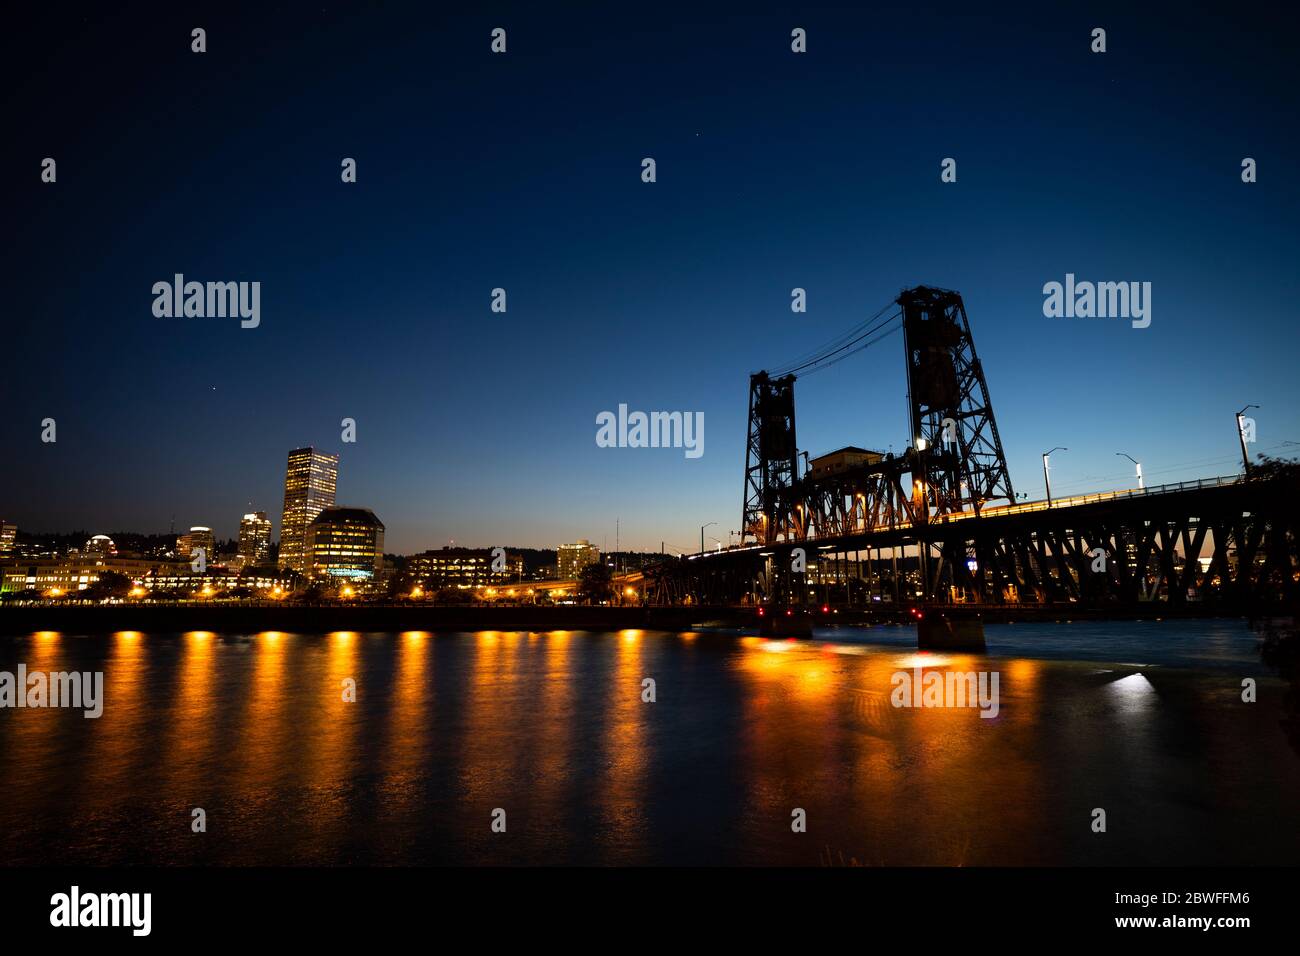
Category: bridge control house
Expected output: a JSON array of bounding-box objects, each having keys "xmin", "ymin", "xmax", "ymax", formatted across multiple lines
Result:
[{"xmin": 807, "ymin": 446, "xmax": 885, "ymax": 480}]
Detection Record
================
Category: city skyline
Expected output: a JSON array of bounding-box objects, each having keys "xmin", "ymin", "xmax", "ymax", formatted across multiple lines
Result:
[
  {"xmin": 5, "ymin": 4, "xmax": 1299, "ymax": 554},
  {"xmin": 2, "ymin": 2, "xmax": 1298, "ymax": 914}
]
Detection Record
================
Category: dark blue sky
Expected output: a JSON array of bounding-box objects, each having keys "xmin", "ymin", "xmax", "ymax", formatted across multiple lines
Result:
[{"xmin": 5, "ymin": 2, "xmax": 1298, "ymax": 552}]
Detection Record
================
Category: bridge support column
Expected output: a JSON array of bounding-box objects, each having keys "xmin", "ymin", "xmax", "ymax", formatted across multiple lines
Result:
[{"xmin": 916, "ymin": 609, "xmax": 986, "ymax": 651}]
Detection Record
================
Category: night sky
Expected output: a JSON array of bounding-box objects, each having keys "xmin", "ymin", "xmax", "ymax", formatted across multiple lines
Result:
[{"xmin": 5, "ymin": 2, "xmax": 1298, "ymax": 553}]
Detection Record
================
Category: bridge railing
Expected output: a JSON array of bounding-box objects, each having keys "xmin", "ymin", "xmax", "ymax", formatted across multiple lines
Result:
[{"xmin": 965, "ymin": 473, "xmax": 1242, "ymax": 521}]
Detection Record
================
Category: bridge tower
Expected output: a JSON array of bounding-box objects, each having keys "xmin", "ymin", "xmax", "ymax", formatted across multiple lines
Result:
[
  {"xmin": 742, "ymin": 371, "xmax": 799, "ymax": 544},
  {"xmin": 899, "ymin": 286, "xmax": 1014, "ymax": 518}
]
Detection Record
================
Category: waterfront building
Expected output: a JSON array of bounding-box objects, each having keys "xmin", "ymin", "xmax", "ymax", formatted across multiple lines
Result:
[
  {"xmin": 305, "ymin": 506, "xmax": 384, "ymax": 580},
  {"xmin": 0, "ymin": 554, "xmax": 162, "ymax": 595},
  {"xmin": 1, "ymin": 559, "xmax": 106, "ymax": 595},
  {"xmin": 557, "ymin": 539, "xmax": 600, "ymax": 579},
  {"xmin": 279, "ymin": 447, "xmax": 339, "ymax": 573},
  {"xmin": 406, "ymin": 547, "xmax": 524, "ymax": 590}
]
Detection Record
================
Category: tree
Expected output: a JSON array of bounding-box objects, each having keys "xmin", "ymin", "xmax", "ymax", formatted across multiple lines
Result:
[
  {"xmin": 387, "ymin": 570, "xmax": 417, "ymax": 599},
  {"xmin": 577, "ymin": 562, "xmax": 613, "ymax": 604},
  {"xmin": 83, "ymin": 570, "xmax": 132, "ymax": 601}
]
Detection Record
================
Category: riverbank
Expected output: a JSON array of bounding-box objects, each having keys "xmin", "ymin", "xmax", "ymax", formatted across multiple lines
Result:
[
  {"xmin": 0, "ymin": 603, "xmax": 713, "ymax": 636},
  {"xmin": 0, "ymin": 601, "xmax": 1256, "ymax": 637}
]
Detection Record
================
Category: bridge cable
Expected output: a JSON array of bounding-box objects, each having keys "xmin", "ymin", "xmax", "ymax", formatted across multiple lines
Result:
[
  {"xmin": 766, "ymin": 300, "xmax": 898, "ymax": 377},
  {"xmin": 791, "ymin": 317, "xmax": 903, "ymax": 378},
  {"xmin": 767, "ymin": 304, "xmax": 903, "ymax": 378}
]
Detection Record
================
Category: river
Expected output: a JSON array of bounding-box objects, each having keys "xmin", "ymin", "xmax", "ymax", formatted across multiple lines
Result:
[{"xmin": 1, "ymin": 621, "xmax": 1296, "ymax": 865}]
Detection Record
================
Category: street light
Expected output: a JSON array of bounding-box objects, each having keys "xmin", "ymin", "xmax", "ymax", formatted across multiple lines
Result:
[
  {"xmin": 1116, "ymin": 452, "xmax": 1143, "ymax": 490},
  {"xmin": 700, "ymin": 521, "xmax": 716, "ymax": 555},
  {"xmin": 1236, "ymin": 405, "xmax": 1259, "ymax": 476},
  {"xmin": 1042, "ymin": 447, "xmax": 1067, "ymax": 505}
]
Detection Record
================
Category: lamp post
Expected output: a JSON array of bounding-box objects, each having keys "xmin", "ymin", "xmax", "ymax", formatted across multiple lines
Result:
[
  {"xmin": 700, "ymin": 522, "xmax": 716, "ymax": 555},
  {"xmin": 1042, "ymin": 446, "xmax": 1067, "ymax": 505},
  {"xmin": 1236, "ymin": 405, "xmax": 1259, "ymax": 476},
  {"xmin": 1116, "ymin": 452, "xmax": 1143, "ymax": 490}
]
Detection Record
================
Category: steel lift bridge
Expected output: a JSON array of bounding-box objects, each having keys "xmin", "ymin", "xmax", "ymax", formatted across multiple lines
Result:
[{"xmin": 647, "ymin": 286, "xmax": 1299, "ymax": 611}]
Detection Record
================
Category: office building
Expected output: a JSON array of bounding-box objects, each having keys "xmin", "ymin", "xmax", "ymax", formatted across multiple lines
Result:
[
  {"xmin": 280, "ymin": 447, "xmax": 339, "ymax": 573},
  {"xmin": 305, "ymin": 506, "xmax": 384, "ymax": 580},
  {"xmin": 406, "ymin": 547, "xmax": 524, "ymax": 589}
]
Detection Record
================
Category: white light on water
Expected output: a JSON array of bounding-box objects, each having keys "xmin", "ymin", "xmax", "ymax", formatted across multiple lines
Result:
[
  {"xmin": 1107, "ymin": 672, "xmax": 1156, "ymax": 714},
  {"xmin": 895, "ymin": 653, "xmax": 953, "ymax": 668}
]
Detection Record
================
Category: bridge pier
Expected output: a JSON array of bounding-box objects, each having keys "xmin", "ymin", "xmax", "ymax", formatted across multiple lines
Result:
[{"xmin": 915, "ymin": 609, "xmax": 987, "ymax": 652}]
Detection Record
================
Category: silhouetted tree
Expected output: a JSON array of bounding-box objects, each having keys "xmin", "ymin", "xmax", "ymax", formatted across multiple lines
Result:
[
  {"xmin": 83, "ymin": 570, "xmax": 132, "ymax": 601},
  {"xmin": 578, "ymin": 562, "xmax": 613, "ymax": 604},
  {"xmin": 387, "ymin": 570, "xmax": 417, "ymax": 598}
]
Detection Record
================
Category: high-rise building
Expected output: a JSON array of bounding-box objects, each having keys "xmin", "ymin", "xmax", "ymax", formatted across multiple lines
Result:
[
  {"xmin": 557, "ymin": 539, "xmax": 600, "ymax": 579},
  {"xmin": 305, "ymin": 507, "xmax": 384, "ymax": 580},
  {"xmin": 238, "ymin": 511, "xmax": 273, "ymax": 566},
  {"xmin": 1, "ymin": 520, "xmax": 19, "ymax": 557},
  {"xmin": 177, "ymin": 526, "xmax": 215, "ymax": 565},
  {"xmin": 279, "ymin": 447, "xmax": 339, "ymax": 573}
]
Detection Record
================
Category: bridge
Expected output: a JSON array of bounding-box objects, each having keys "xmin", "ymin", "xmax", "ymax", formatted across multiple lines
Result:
[{"xmin": 645, "ymin": 286, "xmax": 1299, "ymax": 614}]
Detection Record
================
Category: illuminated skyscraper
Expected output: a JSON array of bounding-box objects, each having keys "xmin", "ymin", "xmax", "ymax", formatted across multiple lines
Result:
[
  {"xmin": 279, "ymin": 447, "xmax": 339, "ymax": 573},
  {"xmin": 238, "ymin": 511, "xmax": 273, "ymax": 566}
]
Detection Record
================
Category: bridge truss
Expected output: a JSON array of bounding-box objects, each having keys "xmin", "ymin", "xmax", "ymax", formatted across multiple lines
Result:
[{"xmin": 647, "ymin": 475, "xmax": 1300, "ymax": 610}]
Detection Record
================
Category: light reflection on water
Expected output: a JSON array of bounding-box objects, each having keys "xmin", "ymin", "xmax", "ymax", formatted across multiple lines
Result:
[{"xmin": 0, "ymin": 626, "xmax": 1296, "ymax": 866}]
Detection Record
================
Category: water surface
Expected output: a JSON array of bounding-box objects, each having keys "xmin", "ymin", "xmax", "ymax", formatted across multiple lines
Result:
[{"xmin": 1, "ymin": 623, "xmax": 1296, "ymax": 865}]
